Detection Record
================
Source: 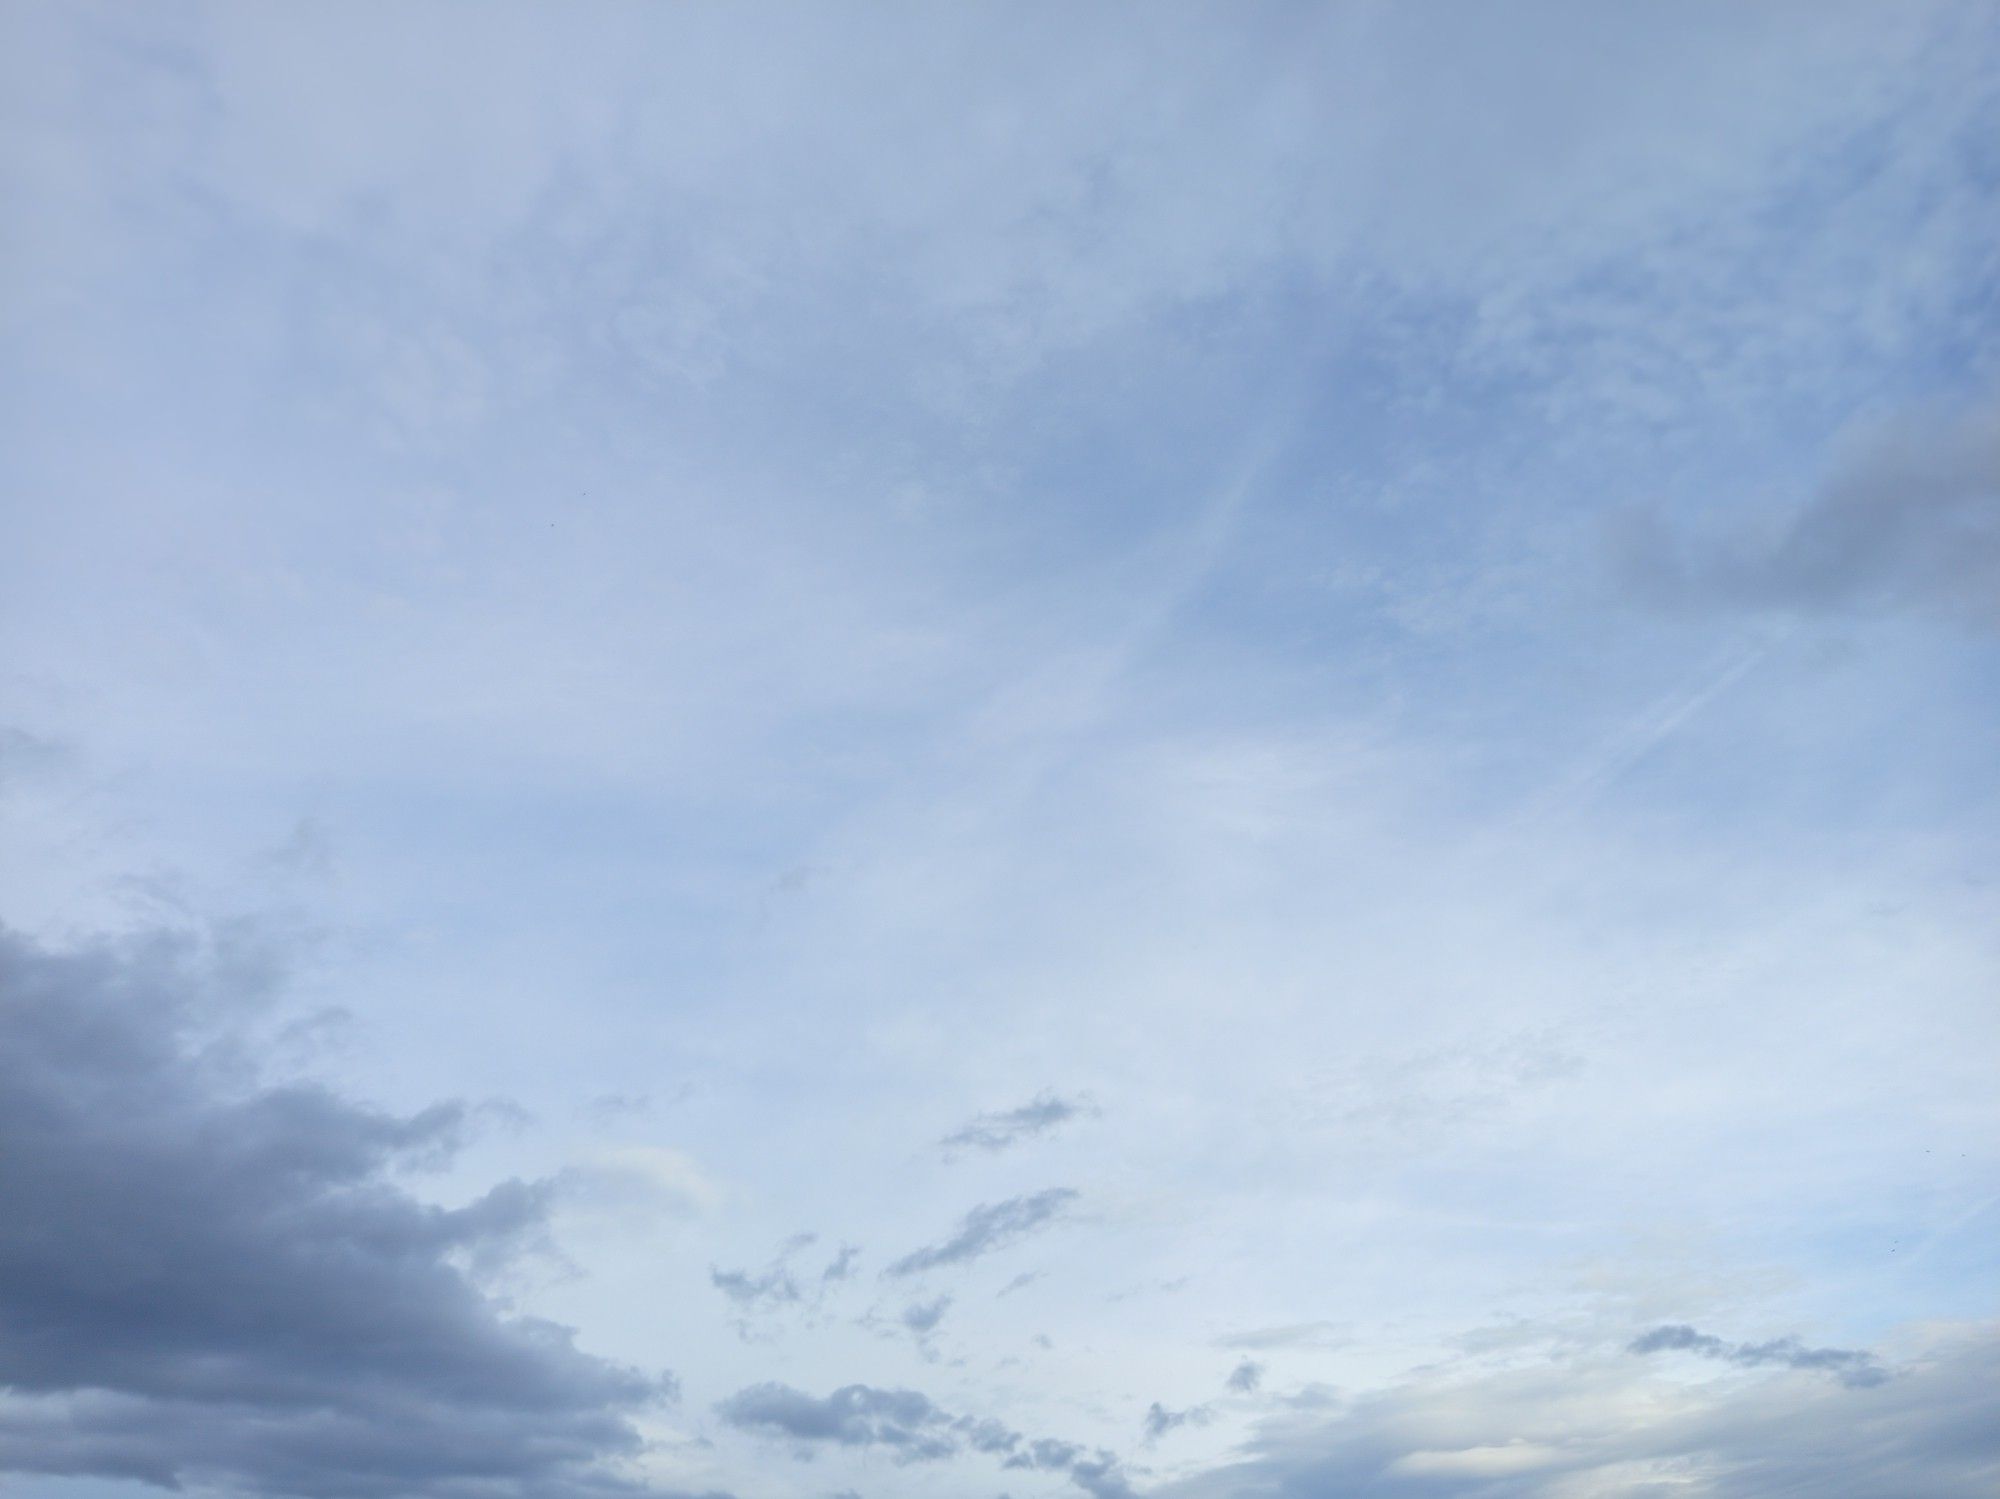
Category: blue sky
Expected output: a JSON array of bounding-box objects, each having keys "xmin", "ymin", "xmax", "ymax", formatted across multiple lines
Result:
[{"xmin": 2, "ymin": 4, "xmax": 1997, "ymax": 1497}]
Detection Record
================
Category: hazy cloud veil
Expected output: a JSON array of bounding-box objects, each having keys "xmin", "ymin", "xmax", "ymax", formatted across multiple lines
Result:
[{"xmin": 1, "ymin": 3, "xmax": 1996, "ymax": 1498}]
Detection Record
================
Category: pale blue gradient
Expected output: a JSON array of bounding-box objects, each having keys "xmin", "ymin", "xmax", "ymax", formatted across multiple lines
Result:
[{"xmin": 2, "ymin": 4, "xmax": 1996, "ymax": 1497}]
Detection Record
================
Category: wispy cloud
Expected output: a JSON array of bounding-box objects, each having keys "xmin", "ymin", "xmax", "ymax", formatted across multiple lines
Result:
[
  {"xmin": 885, "ymin": 1189, "xmax": 1079, "ymax": 1278},
  {"xmin": 1630, "ymin": 1323, "xmax": 1889, "ymax": 1388},
  {"xmin": 941, "ymin": 1090, "xmax": 1097, "ymax": 1154}
]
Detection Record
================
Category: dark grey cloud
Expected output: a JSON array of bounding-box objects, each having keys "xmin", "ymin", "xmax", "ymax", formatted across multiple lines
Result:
[
  {"xmin": 716, "ymin": 1380, "xmax": 1130, "ymax": 1495},
  {"xmin": 1630, "ymin": 1323, "xmax": 1888, "ymax": 1387},
  {"xmin": 940, "ymin": 1091, "xmax": 1096, "ymax": 1154},
  {"xmin": 0, "ymin": 924, "xmax": 676, "ymax": 1498},
  {"xmin": 1616, "ymin": 402, "xmax": 2000, "ymax": 628},
  {"xmin": 885, "ymin": 1188, "xmax": 1078, "ymax": 1277},
  {"xmin": 1226, "ymin": 1360, "xmax": 1265, "ymax": 1393},
  {"xmin": 1152, "ymin": 1327, "xmax": 2000, "ymax": 1499}
]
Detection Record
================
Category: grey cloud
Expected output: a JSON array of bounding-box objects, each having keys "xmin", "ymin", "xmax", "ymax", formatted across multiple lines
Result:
[
  {"xmin": 885, "ymin": 1188, "xmax": 1079, "ymax": 1277},
  {"xmin": 1143, "ymin": 1402, "xmax": 1213, "ymax": 1441},
  {"xmin": 901, "ymin": 1296, "xmax": 952, "ymax": 1337},
  {"xmin": 716, "ymin": 1381, "xmax": 1130, "ymax": 1495},
  {"xmin": 1631, "ymin": 1323, "xmax": 1889, "ymax": 1388},
  {"xmin": 1151, "ymin": 1325, "xmax": 2000, "ymax": 1499},
  {"xmin": 712, "ymin": 1234, "xmax": 847, "ymax": 1334},
  {"xmin": 715, "ymin": 1383, "xmax": 957, "ymax": 1463},
  {"xmin": 941, "ymin": 1091, "xmax": 1096, "ymax": 1154},
  {"xmin": 1226, "ymin": 1360, "xmax": 1265, "ymax": 1393},
  {"xmin": 0, "ymin": 924, "xmax": 674, "ymax": 1498},
  {"xmin": 821, "ymin": 1243, "xmax": 861, "ymax": 1283},
  {"xmin": 1003, "ymin": 1439, "xmax": 1135, "ymax": 1499},
  {"xmin": 710, "ymin": 1265, "xmax": 801, "ymax": 1310},
  {"xmin": 1617, "ymin": 402, "xmax": 2000, "ymax": 628}
]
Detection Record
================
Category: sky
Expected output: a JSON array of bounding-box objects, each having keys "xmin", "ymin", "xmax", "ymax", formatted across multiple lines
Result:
[{"xmin": 1, "ymin": 3, "xmax": 1997, "ymax": 1497}]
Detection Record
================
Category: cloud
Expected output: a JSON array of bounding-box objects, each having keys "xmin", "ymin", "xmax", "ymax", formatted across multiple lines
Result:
[
  {"xmin": 900, "ymin": 1296, "xmax": 952, "ymax": 1338},
  {"xmin": 715, "ymin": 1380, "xmax": 1131, "ymax": 1495},
  {"xmin": 820, "ymin": 1243, "xmax": 861, "ymax": 1284},
  {"xmin": 941, "ymin": 1091, "xmax": 1096, "ymax": 1154},
  {"xmin": 0, "ymin": 923, "xmax": 672, "ymax": 1497},
  {"xmin": 1631, "ymin": 1323, "xmax": 1889, "ymax": 1388},
  {"xmin": 1616, "ymin": 401, "xmax": 2000, "ymax": 628},
  {"xmin": 711, "ymin": 1235, "xmax": 846, "ymax": 1340},
  {"xmin": 1217, "ymin": 1322, "xmax": 1349, "ymax": 1352},
  {"xmin": 1152, "ymin": 1324, "xmax": 2000, "ymax": 1499},
  {"xmin": 1143, "ymin": 1402, "xmax": 1213, "ymax": 1441},
  {"xmin": 709, "ymin": 1265, "xmax": 801, "ymax": 1311},
  {"xmin": 1226, "ymin": 1360, "xmax": 1265, "ymax": 1394},
  {"xmin": 885, "ymin": 1188, "xmax": 1079, "ymax": 1277},
  {"xmin": 715, "ymin": 1383, "xmax": 958, "ymax": 1463}
]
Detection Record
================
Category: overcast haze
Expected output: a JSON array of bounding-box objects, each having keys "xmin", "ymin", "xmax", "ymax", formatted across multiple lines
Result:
[{"xmin": 2, "ymin": 3, "xmax": 1997, "ymax": 1497}]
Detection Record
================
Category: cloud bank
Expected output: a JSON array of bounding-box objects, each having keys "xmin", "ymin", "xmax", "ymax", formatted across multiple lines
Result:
[{"xmin": 0, "ymin": 925, "xmax": 671, "ymax": 1498}]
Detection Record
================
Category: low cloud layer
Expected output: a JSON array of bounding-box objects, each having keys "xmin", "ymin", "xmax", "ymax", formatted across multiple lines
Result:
[
  {"xmin": 941, "ymin": 1091, "xmax": 1095, "ymax": 1154},
  {"xmin": 885, "ymin": 1188, "xmax": 1079, "ymax": 1277},
  {"xmin": 0, "ymin": 925, "xmax": 671, "ymax": 1497},
  {"xmin": 1153, "ymin": 1326, "xmax": 2000, "ymax": 1499}
]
